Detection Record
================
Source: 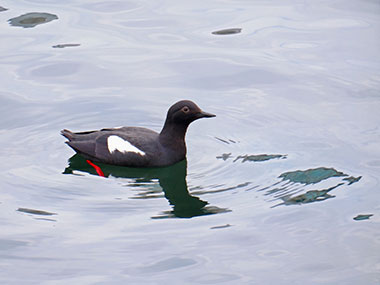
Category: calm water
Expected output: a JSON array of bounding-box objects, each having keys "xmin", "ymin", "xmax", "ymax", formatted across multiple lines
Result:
[{"xmin": 1, "ymin": 0, "xmax": 380, "ymax": 284}]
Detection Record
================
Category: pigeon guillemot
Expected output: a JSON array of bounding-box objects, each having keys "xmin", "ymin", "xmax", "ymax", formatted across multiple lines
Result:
[{"xmin": 61, "ymin": 100, "xmax": 215, "ymax": 167}]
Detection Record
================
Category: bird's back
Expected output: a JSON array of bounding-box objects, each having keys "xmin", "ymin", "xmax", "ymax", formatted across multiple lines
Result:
[{"xmin": 62, "ymin": 127, "xmax": 164, "ymax": 167}]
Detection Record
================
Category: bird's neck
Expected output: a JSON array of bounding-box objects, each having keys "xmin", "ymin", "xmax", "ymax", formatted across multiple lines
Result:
[{"xmin": 159, "ymin": 121, "xmax": 188, "ymax": 149}]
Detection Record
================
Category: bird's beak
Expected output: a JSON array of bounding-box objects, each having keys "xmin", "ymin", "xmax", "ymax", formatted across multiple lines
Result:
[{"xmin": 198, "ymin": 110, "xmax": 216, "ymax": 118}]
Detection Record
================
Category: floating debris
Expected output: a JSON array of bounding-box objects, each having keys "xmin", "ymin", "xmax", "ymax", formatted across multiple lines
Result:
[
  {"xmin": 52, "ymin": 43, "xmax": 81, "ymax": 48},
  {"xmin": 353, "ymin": 214, "xmax": 373, "ymax": 221},
  {"xmin": 279, "ymin": 167, "xmax": 347, "ymax": 185},
  {"xmin": 0, "ymin": 6, "xmax": 8, "ymax": 12},
  {"xmin": 17, "ymin": 208, "xmax": 57, "ymax": 216},
  {"xmin": 212, "ymin": 28, "xmax": 242, "ymax": 35},
  {"xmin": 234, "ymin": 154, "xmax": 287, "ymax": 163},
  {"xmin": 211, "ymin": 224, "xmax": 232, "ymax": 229},
  {"xmin": 343, "ymin": 176, "xmax": 362, "ymax": 185},
  {"xmin": 216, "ymin": 153, "xmax": 232, "ymax": 161},
  {"xmin": 8, "ymin": 12, "xmax": 58, "ymax": 28}
]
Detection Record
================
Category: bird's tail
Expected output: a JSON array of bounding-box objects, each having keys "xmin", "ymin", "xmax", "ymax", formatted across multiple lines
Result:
[{"xmin": 61, "ymin": 129, "xmax": 74, "ymax": 141}]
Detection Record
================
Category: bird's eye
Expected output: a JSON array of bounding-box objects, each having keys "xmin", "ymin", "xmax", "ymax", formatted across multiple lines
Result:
[{"xmin": 182, "ymin": 106, "xmax": 190, "ymax": 113}]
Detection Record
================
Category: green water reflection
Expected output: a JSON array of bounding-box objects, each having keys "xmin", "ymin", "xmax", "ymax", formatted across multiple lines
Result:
[
  {"xmin": 8, "ymin": 12, "xmax": 58, "ymax": 28},
  {"xmin": 279, "ymin": 167, "xmax": 348, "ymax": 184},
  {"xmin": 64, "ymin": 154, "xmax": 229, "ymax": 218},
  {"xmin": 353, "ymin": 214, "xmax": 373, "ymax": 221},
  {"xmin": 269, "ymin": 167, "xmax": 362, "ymax": 207}
]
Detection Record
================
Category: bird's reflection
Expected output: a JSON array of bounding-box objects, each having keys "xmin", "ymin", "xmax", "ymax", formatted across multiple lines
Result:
[{"xmin": 63, "ymin": 154, "xmax": 229, "ymax": 218}]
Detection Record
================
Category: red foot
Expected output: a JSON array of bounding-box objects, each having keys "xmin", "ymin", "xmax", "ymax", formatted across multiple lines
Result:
[{"xmin": 86, "ymin": 160, "xmax": 105, "ymax": 177}]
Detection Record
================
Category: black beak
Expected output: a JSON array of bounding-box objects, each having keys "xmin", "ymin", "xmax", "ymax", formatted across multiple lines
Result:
[{"xmin": 198, "ymin": 110, "xmax": 216, "ymax": 118}]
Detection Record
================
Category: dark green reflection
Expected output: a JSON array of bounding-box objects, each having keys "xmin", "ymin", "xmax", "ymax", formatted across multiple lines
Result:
[
  {"xmin": 279, "ymin": 167, "xmax": 347, "ymax": 185},
  {"xmin": 353, "ymin": 214, "xmax": 373, "ymax": 221},
  {"xmin": 64, "ymin": 154, "xmax": 229, "ymax": 218},
  {"xmin": 267, "ymin": 167, "xmax": 362, "ymax": 207},
  {"xmin": 8, "ymin": 12, "xmax": 58, "ymax": 28},
  {"xmin": 343, "ymin": 176, "xmax": 362, "ymax": 185},
  {"xmin": 273, "ymin": 183, "xmax": 344, "ymax": 207}
]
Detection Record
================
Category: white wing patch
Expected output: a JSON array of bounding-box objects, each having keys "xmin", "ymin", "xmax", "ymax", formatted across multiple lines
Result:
[{"xmin": 107, "ymin": 135, "xmax": 146, "ymax": 156}]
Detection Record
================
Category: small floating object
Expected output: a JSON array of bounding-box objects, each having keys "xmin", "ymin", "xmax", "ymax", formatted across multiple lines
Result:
[
  {"xmin": 212, "ymin": 28, "xmax": 242, "ymax": 35},
  {"xmin": 52, "ymin": 43, "xmax": 81, "ymax": 48},
  {"xmin": 17, "ymin": 207, "xmax": 57, "ymax": 216},
  {"xmin": 353, "ymin": 214, "xmax": 373, "ymax": 221},
  {"xmin": 0, "ymin": 6, "xmax": 8, "ymax": 12},
  {"xmin": 8, "ymin": 12, "xmax": 58, "ymax": 28}
]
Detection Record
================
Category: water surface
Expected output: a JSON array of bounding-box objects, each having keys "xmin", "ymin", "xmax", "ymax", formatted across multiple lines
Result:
[{"xmin": 0, "ymin": 0, "xmax": 379, "ymax": 284}]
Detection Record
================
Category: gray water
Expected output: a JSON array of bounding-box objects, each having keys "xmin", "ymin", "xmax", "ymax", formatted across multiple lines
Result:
[{"xmin": 1, "ymin": 0, "xmax": 380, "ymax": 284}]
